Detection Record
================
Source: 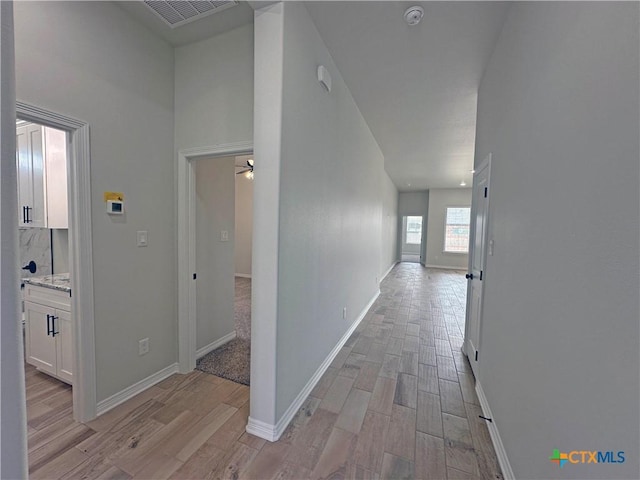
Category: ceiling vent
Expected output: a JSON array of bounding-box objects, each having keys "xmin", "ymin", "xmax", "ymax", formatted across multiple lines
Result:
[{"xmin": 143, "ymin": 1, "xmax": 238, "ymax": 29}]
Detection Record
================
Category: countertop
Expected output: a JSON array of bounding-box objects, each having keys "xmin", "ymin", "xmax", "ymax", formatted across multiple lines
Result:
[{"xmin": 22, "ymin": 273, "xmax": 71, "ymax": 293}]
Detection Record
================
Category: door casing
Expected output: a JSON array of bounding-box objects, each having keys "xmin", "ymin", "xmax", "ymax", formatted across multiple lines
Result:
[{"xmin": 17, "ymin": 101, "xmax": 97, "ymax": 423}]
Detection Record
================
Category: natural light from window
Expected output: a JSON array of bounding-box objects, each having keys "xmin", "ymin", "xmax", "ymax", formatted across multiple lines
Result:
[
  {"xmin": 406, "ymin": 216, "xmax": 422, "ymax": 245},
  {"xmin": 444, "ymin": 207, "xmax": 471, "ymax": 253}
]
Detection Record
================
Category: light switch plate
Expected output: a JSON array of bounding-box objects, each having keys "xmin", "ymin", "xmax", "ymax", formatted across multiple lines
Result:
[
  {"xmin": 137, "ymin": 230, "xmax": 148, "ymax": 247},
  {"xmin": 221, "ymin": 230, "xmax": 229, "ymax": 242}
]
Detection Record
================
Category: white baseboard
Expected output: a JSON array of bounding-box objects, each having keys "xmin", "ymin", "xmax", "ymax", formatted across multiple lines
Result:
[
  {"xmin": 424, "ymin": 264, "xmax": 466, "ymax": 271},
  {"xmin": 196, "ymin": 331, "xmax": 236, "ymax": 359},
  {"xmin": 475, "ymin": 380, "xmax": 515, "ymax": 480},
  {"xmin": 246, "ymin": 417, "xmax": 279, "ymax": 442},
  {"xmin": 96, "ymin": 362, "xmax": 179, "ymax": 416},
  {"xmin": 235, "ymin": 273, "xmax": 252, "ymax": 279},
  {"xmin": 380, "ymin": 261, "xmax": 398, "ymax": 283},
  {"xmin": 246, "ymin": 289, "xmax": 381, "ymax": 442}
]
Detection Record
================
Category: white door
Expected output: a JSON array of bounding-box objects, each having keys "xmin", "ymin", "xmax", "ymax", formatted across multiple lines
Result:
[
  {"xmin": 465, "ymin": 155, "xmax": 490, "ymax": 378},
  {"xmin": 25, "ymin": 301, "xmax": 57, "ymax": 376},
  {"xmin": 55, "ymin": 309, "xmax": 73, "ymax": 384}
]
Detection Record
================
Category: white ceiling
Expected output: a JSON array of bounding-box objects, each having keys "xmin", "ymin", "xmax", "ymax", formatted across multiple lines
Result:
[
  {"xmin": 117, "ymin": 1, "xmax": 510, "ymax": 191},
  {"xmin": 305, "ymin": 2, "xmax": 510, "ymax": 192}
]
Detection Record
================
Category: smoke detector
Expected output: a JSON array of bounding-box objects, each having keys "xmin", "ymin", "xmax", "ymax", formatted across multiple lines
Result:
[{"xmin": 404, "ymin": 6, "xmax": 424, "ymax": 26}]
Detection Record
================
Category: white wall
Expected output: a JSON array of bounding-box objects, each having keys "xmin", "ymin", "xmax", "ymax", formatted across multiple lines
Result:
[
  {"xmin": 14, "ymin": 1, "xmax": 176, "ymax": 402},
  {"xmin": 235, "ymin": 169, "xmax": 253, "ymax": 277},
  {"xmin": 174, "ymin": 24, "xmax": 253, "ymax": 151},
  {"xmin": 1, "ymin": 2, "xmax": 27, "ymax": 476},
  {"xmin": 474, "ymin": 3, "xmax": 639, "ymax": 478},
  {"xmin": 195, "ymin": 156, "xmax": 236, "ymax": 351},
  {"xmin": 380, "ymin": 173, "xmax": 398, "ymax": 277},
  {"xmin": 254, "ymin": 2, "xmax": 392, "ymax": 422},
  {"xmin": 425, "ymin": 188, "xmax": 471, "ymax": 269},
  {"xmin": 52, "ymin": 229, "xmax": 69, "ymax": 274}
]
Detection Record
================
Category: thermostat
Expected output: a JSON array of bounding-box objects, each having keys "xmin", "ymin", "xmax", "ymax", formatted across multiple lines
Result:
[{"xmin": 107, "ymin": 200, "xmax": 124, "ymax": 215}]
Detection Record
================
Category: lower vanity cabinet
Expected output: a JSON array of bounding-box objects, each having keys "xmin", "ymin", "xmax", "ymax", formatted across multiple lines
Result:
[{"xmin": 23, "ymin": 284, "xmax": 72, "ymax": 384}]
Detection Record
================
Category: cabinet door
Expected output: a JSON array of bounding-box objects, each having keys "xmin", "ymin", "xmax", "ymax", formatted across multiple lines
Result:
[
  {"xmin": 25, "ymin": 301, "xmax": 56, "ymax": 376},
  {"xmin": 54, "ymin": 309, "xmax": 73, "ymax": 384},
  {"xmin": 16, "ymin": 124, "xmax": 47, "ymax": 227},
  {"xmin": 27, "ymin": 125, "xmax": 47, "ymax": 227},
  {"xmin": 16, "ymin": 125, "xmax": 32, "ymax": 227}
]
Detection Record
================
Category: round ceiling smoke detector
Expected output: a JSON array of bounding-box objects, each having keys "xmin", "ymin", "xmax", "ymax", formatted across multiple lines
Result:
[{"xmin": 404, "ymin": 5, "xmax": 424, "ymax": 26}]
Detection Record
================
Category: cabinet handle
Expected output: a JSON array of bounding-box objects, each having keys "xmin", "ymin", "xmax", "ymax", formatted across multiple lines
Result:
[
  {"xmin": 22, "ymin": 206, "xmax": 27, "ymax": 224},
  {"xmin": 25, "ymin": 206, "xmax": 32, "ymax": 224},
  {"xmin": 51, "ymin": 316, "xmax": 59, "ymax": 337},
  {"xmin": 46, "ymin": 314, "xmax": 53, "ymax": 336}
]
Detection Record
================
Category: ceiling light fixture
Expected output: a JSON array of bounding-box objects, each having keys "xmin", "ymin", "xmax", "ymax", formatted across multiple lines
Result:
[
  {"xmin": 470, "ymin": 169, "xmax": 476, "ymax": 173},
  {"xmin": 236, "ymin": 158, "xmax": 254, "ymax": 180},
  {"xmin": 460, "ymin": 181, "xmax": 466, "ymax": 186},
  {"xmin": 404, "ymin": 6, "xmax": 424, "ymax": 26}
]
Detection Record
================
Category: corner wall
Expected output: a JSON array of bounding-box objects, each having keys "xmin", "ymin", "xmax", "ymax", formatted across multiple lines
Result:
[
  {"xmin": 275, "ymin": 2, "xmax": 388, "ymax": 419},
  {"xmin": 425, "ymin": 188, "xmax": 471, "ymax": 269},
  {"xmin": 474, "ymin": 3, "xmax": 639, "ymax": 478}
]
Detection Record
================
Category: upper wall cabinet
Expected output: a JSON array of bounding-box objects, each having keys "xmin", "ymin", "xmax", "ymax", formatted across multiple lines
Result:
[{"xmin": 16, "ymin": 124, "xmax": 68, "ymax": 229}]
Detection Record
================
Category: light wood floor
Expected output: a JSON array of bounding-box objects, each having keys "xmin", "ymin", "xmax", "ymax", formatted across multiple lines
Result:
[{"xmin": 26, "ymin": 263, "xmax": 502, "ymax": 479}]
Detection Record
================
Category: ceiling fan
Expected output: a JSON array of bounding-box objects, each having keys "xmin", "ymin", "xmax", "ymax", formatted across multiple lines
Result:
[{"xmin": 236, "ymin": 158, "xmax": 254, "ymax": 177}]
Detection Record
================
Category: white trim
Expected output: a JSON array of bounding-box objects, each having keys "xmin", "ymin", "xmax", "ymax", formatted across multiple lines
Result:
[
  {"xmin": 16, "ymin": 101, "xmax": 97, "ymax": 423},
  {"xmin": 196, "ymin": 331, "xmax": 237, "ymax": 359},
  {"xmin": 96, "ymin": 363, "xmax": 179, "ymax": 416},
  {"xmin": 246, "ymin": 289, "xmax": 380, "ymax": 442},
  {"xmin": 177, "ymin": 142, "xmax": 253, "ymax": 374},
  {"xmin": 475, "ymin": 380, "xmax": 515, "ymax": 480},
  {"xmin": 424, "ymin": 264, "xmax": 467, "ymax": 271},
  {"xmin": 380, "ymin": 262, "xmax": 397, "ymax": 283},
  {"xmin": 235, "ymin": 273, "xmax": 252, "ymax": 279},
  {"xmin": 245, "ymin": 417, "xmax": 279, "ymax": 442}
]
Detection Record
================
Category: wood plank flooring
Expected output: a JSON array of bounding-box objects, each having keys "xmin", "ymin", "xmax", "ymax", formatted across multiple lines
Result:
[{"xmin": 26, "ymin": 263, "xmax": 502, "ymax": 479}]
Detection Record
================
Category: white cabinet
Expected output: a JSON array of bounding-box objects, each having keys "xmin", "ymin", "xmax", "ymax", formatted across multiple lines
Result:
[
  {"xmin": 16, "ymin": 124, "xmax": 68, "ymax": 229},
  {"xmin": 23, "ymin": 284, "xmax": 72, "ymax": 384}
]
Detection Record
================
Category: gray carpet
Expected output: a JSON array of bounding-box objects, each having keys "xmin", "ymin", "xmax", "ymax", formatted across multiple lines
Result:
[
  {"xmin": 234, "ymin": 277, "xmax": 251, "ymax": 340},
  {"xmin": 196, "ymin": 338, "xmax": 250, "ymax": 385},
  {"xmin": 196, "ymin": 277, "xmax": 252, "ymax": 385}
]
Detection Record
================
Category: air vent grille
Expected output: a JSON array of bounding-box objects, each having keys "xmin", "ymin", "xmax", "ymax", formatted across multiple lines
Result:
[{"xmin": 143, "ymin": 0, "xmax": 238, "ymax": 28}]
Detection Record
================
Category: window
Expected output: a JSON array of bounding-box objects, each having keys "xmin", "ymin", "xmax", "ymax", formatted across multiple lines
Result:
[
  {"xmin": 405, "ymin": 216, "xmax": 422, "ymax": 244},
  {"xmin": 444, "ymin": 207, "xmax": 471, "ymax": 253}
]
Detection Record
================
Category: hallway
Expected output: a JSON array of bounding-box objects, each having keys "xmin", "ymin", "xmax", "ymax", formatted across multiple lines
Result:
[{"xmin": 25, "ymin": 263, "xmax": 501, "ymax": 479}]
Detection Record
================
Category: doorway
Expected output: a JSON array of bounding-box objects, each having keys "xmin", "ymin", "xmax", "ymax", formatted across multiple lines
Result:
[
  {"xmin": 401, "ymin": 215, "xmax": 423, "ymax": 263},
  {"xmin": 15, "ymin": 102, "xmax": 96, "ymax": 426},
  {"xmin": 190, "ymin": 154, "xmax": 253, "ymax": 386},
  {"xmin": 176, "ymin": 142, "xmax": 253, "ymax": 375}
]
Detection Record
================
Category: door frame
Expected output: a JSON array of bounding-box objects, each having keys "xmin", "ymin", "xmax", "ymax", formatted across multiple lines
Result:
[
  {"xmin": 463, "ymin": 153, "xmax": 491, "ymax": 364},
  {"xmin": 17, "ymin": 101, "xmax": 97, "ymax": 422},
  {"xmin": 177, "ymin": 141, "xmax": 253, "ymax": 373}
]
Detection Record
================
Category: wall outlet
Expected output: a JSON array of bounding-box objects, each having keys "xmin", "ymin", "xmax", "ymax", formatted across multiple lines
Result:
[
  {"xmin": 138, "ymin": 338, "xmax": 149, "ymax": 356},
  {"xmin": 343, "ymin": 307, "xmax": 347, "ymax": 320},
  {"xmin": 221, "ymin": 230, "xmax": 229, "ymax": 242}
]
